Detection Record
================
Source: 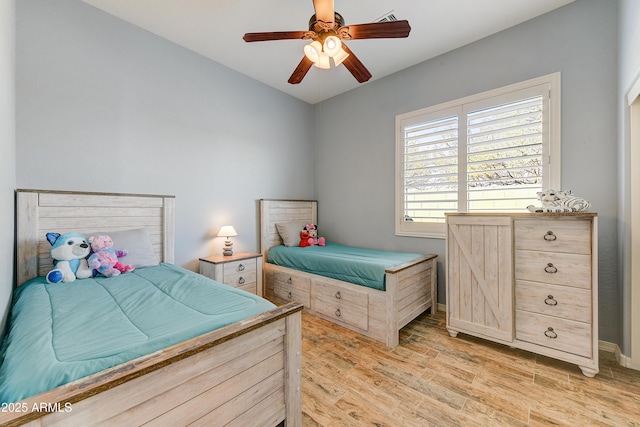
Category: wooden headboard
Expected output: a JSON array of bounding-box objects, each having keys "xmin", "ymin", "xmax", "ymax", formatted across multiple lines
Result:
[
  {"xmin": 259, "ymin": 199, "xmax": 317, "ymax": 261},
  {"xmin": 16, "ymin": 189, "xmax": 175, "ymax": 285}
]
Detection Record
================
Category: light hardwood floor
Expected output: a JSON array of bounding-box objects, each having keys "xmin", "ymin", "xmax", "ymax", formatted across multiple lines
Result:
[{"xmin": 299, "ymin": 309, "xmax": 640, "ymax": 426}]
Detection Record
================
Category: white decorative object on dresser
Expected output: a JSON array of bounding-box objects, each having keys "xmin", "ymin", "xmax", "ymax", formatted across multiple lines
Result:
[
  {"xmin": 445, "ymin": 213, "xmax": 598, "ymax": 377},
  {"xmin": 199, "ymin": 252, "xmax": 263, "ymax": 296}
]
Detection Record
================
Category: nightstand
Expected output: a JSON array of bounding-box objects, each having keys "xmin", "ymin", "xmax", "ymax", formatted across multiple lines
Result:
[{"xmin": 199, "ymin": 252, "xmax": 263, "ymax": 296}]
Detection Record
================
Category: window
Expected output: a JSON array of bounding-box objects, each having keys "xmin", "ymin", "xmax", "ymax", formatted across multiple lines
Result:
[{"xmin": 396, "ymin": 73, "xmax": 561, "ymax": 238}]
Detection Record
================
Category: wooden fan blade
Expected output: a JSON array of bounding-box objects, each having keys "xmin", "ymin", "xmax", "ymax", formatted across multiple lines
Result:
[
  {"xmin": 288, "ymin": 56, "xmax": 314, "ymax": 84},
  {"xmin": 243, "ymin": 31, "xmax": 307, "ymax": 42},
  {"xmin": 340, "ymin": 44, "xmax": 372, "ymax": 83},
  {"xmin": 313, "ymin": 0, "xmax": 335, "ymax": 23},
  {"xmin": 342, "ymin": 20, "xmax": 411, "ymax": 40}
]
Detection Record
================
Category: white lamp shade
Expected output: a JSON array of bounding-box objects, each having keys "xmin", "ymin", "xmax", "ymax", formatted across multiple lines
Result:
[
  {"xmin": 323, "ymin": 35, "xmax": 342, "ymax": 57},
  {"xmin": 313, "ymin": 52, "xmax": 331, "ymax": 69},
  {"xmin": 332, "ymin": 47, "xmax": 349, "ymax": 66},
  {"xmin": 303, "ymin": 41, "xmax": 322, "ymax": 63},
  {"xmin": 217, "ymin": 225, "xmax": 238, "ymax": 238}
]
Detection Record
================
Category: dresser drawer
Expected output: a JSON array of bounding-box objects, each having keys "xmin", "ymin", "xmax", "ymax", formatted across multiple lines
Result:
[
  {"xmin": 515, "ymin": 249, "xmax": 591, "ymax": 289},
  {"xmin": 515, "ymin": 218, "xmax": 591, "ymax": 254},
  {"xmin": 516, "ymin": 280, "xmax": 591, "ymax": 323},
  {"xmin": 236, "ymin": 282, "xmax": 257, "ymax": 294},
  {"xmin": 313, "ymin": 281, "xmax": 368, "ymax": 331},
  {"xmin": 516, "ymin": 310, "xmax": 591, "ymax": 358},
  {"xmin": 223, "ymin": 259, "xmax": 257, "ymax": 288},
  {"xmin": 267, "ymin": 271, "xmax": 311, "ymax": 307}
]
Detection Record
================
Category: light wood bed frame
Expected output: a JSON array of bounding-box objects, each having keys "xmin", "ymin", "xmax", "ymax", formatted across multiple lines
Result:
[
  {"xmin": 4, "ymin": 189, "xmax": 303, "ymax": 427},
  {"xmin": 259, "ymin": 199, "xmax": 437, "ymax": 348}
]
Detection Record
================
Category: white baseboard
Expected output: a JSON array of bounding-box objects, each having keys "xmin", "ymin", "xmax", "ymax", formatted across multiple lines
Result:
[
  {"xmin": 599, "ymin": 340, "xmax": 621, "ymax": 362},
  {"xmin": 619, "ymin": 354, "xmax": 633, "ymax": 368},
  {"xmin": 599, "ymin": 341, "xmax": 638, "ymax": 370}
]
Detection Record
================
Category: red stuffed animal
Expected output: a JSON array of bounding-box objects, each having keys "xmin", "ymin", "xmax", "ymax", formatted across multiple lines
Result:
[{"xmin": 299, "ymin": 230, "xmax": 311, "ymax": 247}]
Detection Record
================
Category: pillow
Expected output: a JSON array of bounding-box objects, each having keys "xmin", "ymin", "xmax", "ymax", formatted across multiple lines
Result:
[
  {"xmin": 88, "ymin": 228, "xmax": 159, "ymax": 268},
  {"xmin": 275, "ymin": 222, "xmax": 306, "ymax": 247}
]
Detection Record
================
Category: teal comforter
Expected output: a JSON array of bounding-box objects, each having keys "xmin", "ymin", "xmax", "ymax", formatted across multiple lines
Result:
[
  {"xmin": 267, "ymin": 242, "xmax": 423, "ymax": 291},
  {"xmin": 0, "ymin": 263, "xmax": 275, "ymax": 403}
]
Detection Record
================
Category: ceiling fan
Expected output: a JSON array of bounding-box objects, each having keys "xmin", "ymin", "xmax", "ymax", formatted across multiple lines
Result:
[{"xmin": 242, "ymin": 0, "xmax": 411, "ymax": 84}]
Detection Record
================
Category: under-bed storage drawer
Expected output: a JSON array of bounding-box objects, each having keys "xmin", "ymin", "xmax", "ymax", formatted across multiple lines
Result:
[
  {"xmin": 267, "ymin": 271, "xmax": 311, "ymax": 307},
  {"xmin": 313, "ymin": 281, "xmax": 369, "ymax": 331}
]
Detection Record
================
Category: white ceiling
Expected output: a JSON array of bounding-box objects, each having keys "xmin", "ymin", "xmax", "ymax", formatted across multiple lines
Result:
[{"xmin": 81, "ymin": 0, "xmax": 574, "ymax": 104}]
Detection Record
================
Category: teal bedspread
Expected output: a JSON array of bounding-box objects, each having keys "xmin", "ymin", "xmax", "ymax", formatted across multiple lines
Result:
[
  {"xmin": 0, "ymin": 263, "xmax": 276, "ymax": 404},
  {"xmin": 267, "ymin": 242, "xmax": 423, "ymax": 291}
]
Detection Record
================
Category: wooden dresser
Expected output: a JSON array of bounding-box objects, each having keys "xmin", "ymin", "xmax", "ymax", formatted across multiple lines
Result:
[
  {"xmin": 199, "ymin": 252, "xmax": 263, "ymax": 296},
  {"xmin": 445, "ymin": 213, "xmax": 598, "ymax": 377}
]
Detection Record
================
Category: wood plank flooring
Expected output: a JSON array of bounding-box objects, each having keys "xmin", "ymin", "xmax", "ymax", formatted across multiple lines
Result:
[{"xmin": 299, "ymin": 310, "xmax": 640, "ymax": 426}]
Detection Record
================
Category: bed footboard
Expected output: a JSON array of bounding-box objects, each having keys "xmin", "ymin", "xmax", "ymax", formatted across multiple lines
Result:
[
  {"xmin": 0, "ymin": 303, "xmax": 303, "ymax": 427},
  {"xmin": 388, "ymin": 255, "xmax": 438, "ymax": 331}
]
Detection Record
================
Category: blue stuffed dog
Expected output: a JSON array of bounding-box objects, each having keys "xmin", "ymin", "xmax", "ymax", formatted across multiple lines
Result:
[{"xmin": 45, "ymin": 232, "xmax": 93, "ymax": 283}]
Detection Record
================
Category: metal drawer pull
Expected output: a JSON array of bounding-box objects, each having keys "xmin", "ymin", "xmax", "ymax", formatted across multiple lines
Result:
[
  {"xmin": 238, "ymin": 277, "xmax": 245, "ymax": 285},
  {"xmin": 237, "ymin": 264, "xmax": 245, "ymax": 272},
  {"xmin": 544, "ymin": 231, "xmax": 557, "ymax": 241},
  {"xmin": 287, "ymin": 291, "xmax": 292, "ymax": 299},
  {"xmin": 287, "ymin": 277, "xmax": 292, "ymax": 284},
  {"xmin": 544, "ymin": 263, "xmax": 558, "ymax": 274},
  {"xmin": 544, "ymin": 327, "xmax": 558, "ymax": 339},
  {"xmin": 544, "ymin": 295, "xmax": 558, "ymax": 306},
  {"xmin": 335, "ymin": 308, "xmax": 341, "ymax": 317},
  {"xmin": 335, "ymin": 291, "xmax": 341, "ymax": 299}
]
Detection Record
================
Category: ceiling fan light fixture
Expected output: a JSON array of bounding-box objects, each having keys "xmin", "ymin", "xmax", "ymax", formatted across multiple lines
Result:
[
  {"xmin": 303, "ymin": 40, "xmax": 323, "ymax": 63},
  {"xmin": 314, "ymin": 52, "xmax": 331, "ymax": 69},
  {"xmin": 332, "ymin": 47, "xmax": 349, "ymax": 66},
  {"xmin": 323, "ymin": 35, "xmax": 342, "ymax": 57},
  {"xmin": 243, "ymin": 0, "xmax": 410, "ymax": 85}
]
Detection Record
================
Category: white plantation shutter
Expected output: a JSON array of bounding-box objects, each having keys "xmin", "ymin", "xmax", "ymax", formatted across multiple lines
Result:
[
  {"xmin": 465, "ymin": 91, "xmax": 546, "ymax": 212},
  {"xmin": 396, "ymin": 74, "xmax": 560, "ymax": 238},
  {"xmin": 403, "ymin": 113, "xmax": 459, "ymax": 223}
]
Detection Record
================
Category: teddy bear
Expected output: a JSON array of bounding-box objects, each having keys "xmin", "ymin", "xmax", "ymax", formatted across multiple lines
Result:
[
  {"xmin": 45, "ymin": 232, "xmax": 94, "ymax": 283},
  {"xmin": 88, "ymin": 235, "xmax": 134, "ymax": 278},
  {"xmin": 303, "ymin": 224, "xmax": 325, "ymax": 246}
]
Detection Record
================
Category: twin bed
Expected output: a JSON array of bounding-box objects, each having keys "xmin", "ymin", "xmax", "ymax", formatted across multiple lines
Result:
[
  {"xmin": 1, "ymin": 192, "xmax": 437, "ymax": 426},
  {"xmin": 260, "ymin": 199, "xmax": 438, "ymax": 348},
  {"xmin": 2, "ymin": 190, "xmax": 303, "ymax": 427}
]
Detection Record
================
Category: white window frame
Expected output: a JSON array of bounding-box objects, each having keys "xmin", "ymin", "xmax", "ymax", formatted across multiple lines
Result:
[{"xmin": 395, "ymin": 72, "xmax": 561, "ymax": 239}]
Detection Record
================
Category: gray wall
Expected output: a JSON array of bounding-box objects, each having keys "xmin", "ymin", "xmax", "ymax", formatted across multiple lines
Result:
[
  {"xmin": 0, "ymin": 0, "xmax": 15, "ymax": 336},
  {"xmin": 618, "ymin": 0, "xmax": 640, "ymax": 355},
  {"xmin": 314, "ymin": 0, "xmax": 620, "ymax": 344},
  {"xmin": 16, "ymin": 0, "xmax": 315, "ymax": 271}
]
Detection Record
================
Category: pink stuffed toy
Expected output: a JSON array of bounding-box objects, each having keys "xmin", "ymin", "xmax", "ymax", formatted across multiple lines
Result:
[
  {"xmin": 304, "ymin": 224, "xmax": 325, "ymax": 246},
  {"xmin": 88, "ymin": 235, "xmax": 134, "ymax": 278}
]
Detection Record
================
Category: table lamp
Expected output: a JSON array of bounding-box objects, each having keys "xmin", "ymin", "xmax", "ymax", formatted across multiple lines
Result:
[{"xmin": 217, "ymin": 225, "xmax": 238, "ymax": 256}]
